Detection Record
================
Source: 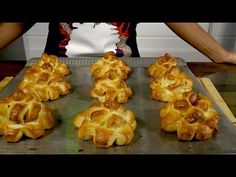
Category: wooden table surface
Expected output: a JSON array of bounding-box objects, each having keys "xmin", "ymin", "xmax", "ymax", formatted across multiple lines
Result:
[
  {"xmin": 1, "ymin": 60, "xmax": 236, "ymax": 117},
  {"xmin": 187, "ymin": 62, "xmax": 236, "ymax": 117},
  {"xmin": 0, "ymin": 61, "xmax": 26, "ymax": 81}
]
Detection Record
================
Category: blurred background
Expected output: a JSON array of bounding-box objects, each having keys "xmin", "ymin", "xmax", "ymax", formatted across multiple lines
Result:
[{"xmin": 1, "ymin": 23, "xmax": 236, "ymax": 62}]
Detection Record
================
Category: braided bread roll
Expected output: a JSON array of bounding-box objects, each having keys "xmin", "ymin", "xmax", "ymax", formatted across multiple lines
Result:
[
  {"xmin": 0, "ymin": 89, "xmax": 54, "ymax": 142},
  {"xmin": 147, "ymin": 53, "xmax": 177, "ymax": 79},
  {"xmin": 150, "ymin": 66, "xmax": 193, "ymax": 102},
  {"xmin": 160, "ymin": 92, "xmax": 219, "ymax": 141},
  {"xmin": 17, "ymin": 65, "xmax": 71, "ymax": 101},
  {"xmin": 91, "ymin": 51, "xmax": 131, "ymax": 80},
  {"xmin": 73, "ymin": 102, "xmax": 136, "ymax": 148},
  {"xmin": 90, "ymin": 77, "xmax": 132, "ymax": 104},
  {"xmin": 35, "ymin": 53, "xmax": 70, "ymax": 76}
]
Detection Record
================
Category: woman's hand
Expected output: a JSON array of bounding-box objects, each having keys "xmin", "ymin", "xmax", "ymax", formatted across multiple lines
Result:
[{"xmin": 217, "ymin": 51, "xmax": 236, "ymax": 64}]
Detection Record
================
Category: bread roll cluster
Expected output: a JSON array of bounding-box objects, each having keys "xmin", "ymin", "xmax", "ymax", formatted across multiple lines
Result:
[
  {"xmin": 0, "ymin": 89, "xmax": 54, "ymax": 142},
  {"xmin": 148, "ymin": 53, "xmax": 219, "ymax": 141},
  {"xmin": 148, "ymin": 53, "xmax": 193, "ymax": 102},
  {"xmin": 17, "ymin": 53, "xmax": 71, "ymax": 101},
  {"xmin": 0, "ymin": 53, "xmax": 71, "ymax": 142},
  {"xmin": 160, "ymin": 92, "xmax": 219, "ymax": 141},
  {"xmin": 73, "ymin": 51, "xmax": 137, "ymax": 148}
]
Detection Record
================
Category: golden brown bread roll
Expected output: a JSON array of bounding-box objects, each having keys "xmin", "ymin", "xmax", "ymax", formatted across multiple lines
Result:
[
  {"xmin": 0, "ymin": 89, "xmax": 54, "ymax": 142},
  {"xmin": 73, "ymin": 102, "xmax": 136, "ymax": 148},
  {"xmin": 17, "ymin": 66, "xmax": 71, "ymax": 101},
  {"xmin": 90, "ymin": 77, "xmax": 132, "ymax": 104},
  {"xmin": 147, "ymin": 53, "xmax": 177, "ymax": 79},
  {"xmin": 35, "ymin": 53, "xmax": 70, "ymax": 76},
  {"xmin": 160, "ymin": 92, "xmax": 219, "ymax": 141},
  {"xmin": 91, "ymin": 51, "xmax": 131, "ymax": 80},
  {"xmin": 150, "ymin": 66, "xmax": 193, "ymax": 102},
  {"xmin": 15, "ymin": 53, "xmax": 71, "ymax": 101}
]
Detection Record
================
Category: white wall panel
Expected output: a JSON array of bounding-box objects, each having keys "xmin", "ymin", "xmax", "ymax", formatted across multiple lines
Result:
[
  {"xmin": 23, "ymin": 23, "xmax": 49, "ymax": 59},
  {"xmin": 211, "ymin": 23, "xmax": 236, "ymax": 36},
  {"xmin": 210, "ymin": 23, "xmax": 236, "ymax": 51},
  {"xmin": 24, "ymin": 36, "xmax": 48, "ymax": 47},
  {"xmin": 137, "ymin": 37, "xmax": 199, "ymax": 50},
  {"xmin": 26, "ymin": 49, "xmax": 47, "ymax": 59},
  {"xmin": 23, "ymin": 36, "xmax": 48, "ymax": 59},
  {"xmin": 140, "ymin": 49, "xmax": 210, "ymax": 62},
  {"xmin": 24, "ymin": 23, "xmax": 49, "ymax": 36},
  {"xmin": 214, "ymin": 37, "xmax": 236, "ymax": 50},
  {"xmin": 136, "ymin": 23, "xmax": 209, "ymax": 37}
]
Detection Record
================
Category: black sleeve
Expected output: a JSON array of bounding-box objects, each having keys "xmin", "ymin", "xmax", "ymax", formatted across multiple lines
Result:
[
  {"xmin": 44, "ymin": 22, "xmax": 61, "ymax": 56},
  {"xmin": 44, "ymin": 22, "xmax": 140, "ymax": 57},
  {"xmin": 126, "ymin": 22, "xmax": 140, "ymax": 57}
]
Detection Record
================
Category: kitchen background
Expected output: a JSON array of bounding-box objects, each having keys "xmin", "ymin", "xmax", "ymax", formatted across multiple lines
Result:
[{"xmin": 0, "ymin": 23, "xmax": 236, "ymax": 62}]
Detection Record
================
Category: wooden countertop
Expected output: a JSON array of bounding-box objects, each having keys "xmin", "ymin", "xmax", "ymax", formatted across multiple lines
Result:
[{"xmin": 0, "ymin": 61, "xmax": 26, "ymax": 81}]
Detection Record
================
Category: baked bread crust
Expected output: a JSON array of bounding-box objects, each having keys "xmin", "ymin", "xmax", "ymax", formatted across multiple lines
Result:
[
  {"xmin": 90, "ymin": 77, "xmax": 132, "ymax": 104},
  {"xmin": 16, "ymin": 53, "xmax": 71, "ymax": 101},
  {"xmin": 147, "ymin": 53, "xmax": 177, "ymax": 79},
  {"xmin": 91, "ymin": 51, "xmax": 131, "ymax": 80},
  {"xmin": 150, "ymin": 66, "xmax": 193, "ymax": 102},
  {"xmin": 74, "ymin": 51, "xmax": 136, "ymax": 148},
  {"xmin": 0, "ymin": 89, "xmax": 54, "ymax": 142},
  {"xmin": 35, "ymin": 53, "xmax": 70, "ymax": 76},
  {"xmin": 73, "ymin": 102, "xmax": 136, "ymax": 148},
  {"xmin": 160, "ymin": 92, "xmax": 219, "ymax": 141}
]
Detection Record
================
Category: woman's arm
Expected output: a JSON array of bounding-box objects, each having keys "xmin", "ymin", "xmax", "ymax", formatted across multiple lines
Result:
[
  {"xmin": 165, "ymin": 23, "xmax": 236, "ymax": 64},
  {"xmin": 0, "ymin": 23, "xmax": 34, "ymax": 50}
]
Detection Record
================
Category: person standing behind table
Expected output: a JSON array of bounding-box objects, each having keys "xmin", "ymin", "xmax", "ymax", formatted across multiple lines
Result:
[
  {"xmin": 1, "ymin": 22, "xmax": 236, "ymax": 64},
  {"xmin": 44, "ymin": 22, "xmax": 140, "ymax": 58}
]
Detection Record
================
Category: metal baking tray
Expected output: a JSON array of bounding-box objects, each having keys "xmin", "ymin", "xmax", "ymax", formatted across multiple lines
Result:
[{"xmin": 1, "ymin": 57, "xmax": 236, "ymax": 154}]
